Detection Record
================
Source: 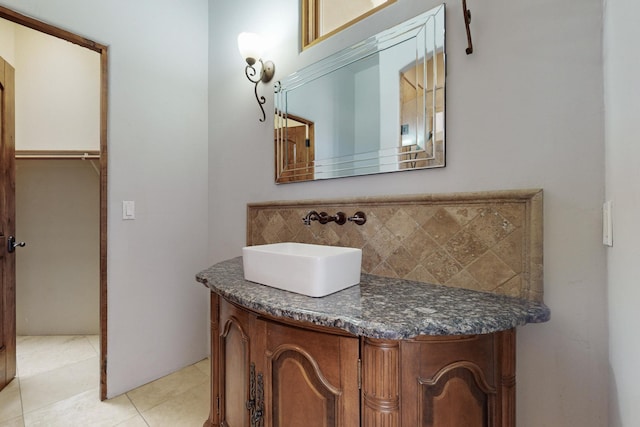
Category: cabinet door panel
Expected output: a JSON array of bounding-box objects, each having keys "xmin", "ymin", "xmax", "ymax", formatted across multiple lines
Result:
[
  {"xmin": 272, "ymin": 348, "xmax": 338, "ymax": 426},
  {"xmin": 220, "ymin": 304, "xmax": 253, "ymax": 427},
  {"xmin": 420, "ymin": 363, "xmax": 493, "ymax": 427},
  {"xmin": 221, "ymin": 320, "xmax": 249, "ymax": 426},
  {"xmin": 264, "ymin": 321, "xmax": 359, "ymax": 427},
  {"xmin": 400, "ymin": 334, "xmax": 502, "ymax": 427}
]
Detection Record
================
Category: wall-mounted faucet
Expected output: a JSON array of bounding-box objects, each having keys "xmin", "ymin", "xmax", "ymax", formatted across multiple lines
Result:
[
  {"xmin": 302, "ymin": 211, "xmax": 346, "ymax": 225},
  {"xmin": 302, "ymin": 210, "xmax": 321, "ymax": 225},
  {"xmin": 302, "ymin": 210, "xmax": 365, "ymax": 226}
]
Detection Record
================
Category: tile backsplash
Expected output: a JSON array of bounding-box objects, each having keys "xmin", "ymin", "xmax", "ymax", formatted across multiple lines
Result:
[{"xmin": 247, "ymin": 189, "xmax": 543, "ymax": 302}]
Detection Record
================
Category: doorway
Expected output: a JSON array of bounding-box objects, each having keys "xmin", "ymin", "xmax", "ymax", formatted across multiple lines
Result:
[{"xmin": 0, "ymin": 7, "xmax": 108, "ymax": 399}]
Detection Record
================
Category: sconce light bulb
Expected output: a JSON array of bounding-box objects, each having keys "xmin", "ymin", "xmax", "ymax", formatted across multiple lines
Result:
[{"xmin": 237, "ymin": 32, "xmax": 264, "ymax": 64}]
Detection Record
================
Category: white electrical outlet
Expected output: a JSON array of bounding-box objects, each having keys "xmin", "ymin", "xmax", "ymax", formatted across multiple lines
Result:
[{"xmin": 603, "ymin": 201, "xmax": 613, "ymax": 247}]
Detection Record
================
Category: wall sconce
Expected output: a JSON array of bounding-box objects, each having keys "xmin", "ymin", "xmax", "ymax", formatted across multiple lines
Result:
[{"xmin": 238, "ymin": 32, "xmax": 276, "ymax": 122}]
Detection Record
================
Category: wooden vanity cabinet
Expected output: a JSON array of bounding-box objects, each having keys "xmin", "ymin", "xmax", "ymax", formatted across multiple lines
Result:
[{"xmin": 206, "ymin": 293, "xmax": 515, "ymax": 427}]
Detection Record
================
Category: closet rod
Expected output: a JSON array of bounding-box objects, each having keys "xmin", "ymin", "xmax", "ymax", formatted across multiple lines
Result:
[{"xmin": 15, "ymin": 150, "xmax": 100, "ymax": 160}]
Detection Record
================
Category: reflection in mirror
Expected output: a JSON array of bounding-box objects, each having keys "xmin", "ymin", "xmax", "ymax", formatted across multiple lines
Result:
[
  {"xmin": 274, "ymin": 114, "xmax": 315, "ymax": 182},
  {"xmin": 275, "ymin": 4, "xmax": 445, "ymax": 183},
  {"xmin": 399, "ymin": 52, "xmax": 445, "ymax": 169}
]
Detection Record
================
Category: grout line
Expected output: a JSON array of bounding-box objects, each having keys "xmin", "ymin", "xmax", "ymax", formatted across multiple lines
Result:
[
  {"xmin": 16, "ymin": 336, "xmax": 98, "ymax": 423},
  {"xmin": 16, "ymin": 377, "xmax": 26, "ymax": 427},
  {"xmin": 124, "ymin": 392, "xmax": 150, "ymax": 426},
  {"xmin": 13, "ymin": 357, "xmax": 25, "ymax": 426},
  {"xmin": 83, "ymin": 334, "xmax": 100, "ymax": 355}
]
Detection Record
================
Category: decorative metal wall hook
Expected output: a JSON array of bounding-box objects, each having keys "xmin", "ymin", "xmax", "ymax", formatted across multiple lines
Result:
[{"xmin": 462, "ymin": 0, "xmax": 473, "ymax": 54}]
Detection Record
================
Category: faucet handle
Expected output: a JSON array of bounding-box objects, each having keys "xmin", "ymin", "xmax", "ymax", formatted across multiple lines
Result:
[
  {"xmin": 348, "ymin": 211, "xmax": 367, "ymax": 225},
  {"xmin": 318, "ymin": 211, "xmax": 347, "ymax": 225}
]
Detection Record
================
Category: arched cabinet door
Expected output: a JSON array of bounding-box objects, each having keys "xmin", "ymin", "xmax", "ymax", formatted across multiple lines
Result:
[
  {"xmin": 263, "ymin": 320, "xmax": 360, "ymax": 427},
  {"xmin": 218, "ymin": 299, "xmax": 262, "ymax": 427},
  {"xmin": 269, "ymin": 346, "xmax": 341, "ymax": 425},
  {"xmin": 398, "ymin": 331, "xmax": 515, "ymax": 427},
  {"xmin": 419, "ymin": 362, "xmax": 496, "ymax": 427}
]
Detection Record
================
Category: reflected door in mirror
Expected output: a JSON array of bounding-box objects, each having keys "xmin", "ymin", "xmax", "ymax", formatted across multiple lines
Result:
[
  {"xmin": 275, "ymin": 115, "xmax": 315, "ymax": 183},
  {"xmin": 400, "ymin": 52, "xmax": 445, "ymax": 169}
]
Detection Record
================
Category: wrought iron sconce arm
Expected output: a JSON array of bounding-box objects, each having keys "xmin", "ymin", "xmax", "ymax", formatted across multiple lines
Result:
[
  {"xmin": 244, "ymin": 59, "xmax": 275, "ymax": 122},
  {"xmin": 238, "ymin": 32, "xmax": 276, "ymax": 122}
]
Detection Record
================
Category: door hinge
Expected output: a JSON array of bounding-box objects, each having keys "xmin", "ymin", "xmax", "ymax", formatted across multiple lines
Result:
[
  {"xmin": 216, "ymin": 395, "xmax": 220, "ymax": 415},
  {"xmin": 357, "ymin": 358, "xmax": 362, "ymax": 390}
]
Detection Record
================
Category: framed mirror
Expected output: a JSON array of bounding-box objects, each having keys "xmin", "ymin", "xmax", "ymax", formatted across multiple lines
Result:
[{"xmin": 275, "ymin": 4, "xmax": 445, "ymax": 183}]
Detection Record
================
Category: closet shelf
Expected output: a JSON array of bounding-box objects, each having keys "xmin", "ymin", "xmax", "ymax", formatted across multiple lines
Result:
[{"xmin": 16, "ymin": 150, "xmax": 100, "ymax": 160}]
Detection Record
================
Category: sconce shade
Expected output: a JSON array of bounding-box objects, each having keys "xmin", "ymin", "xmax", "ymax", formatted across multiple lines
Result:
[{"xmin": 238, "ymin": 32, "xmax": 264, "ymax": 65}]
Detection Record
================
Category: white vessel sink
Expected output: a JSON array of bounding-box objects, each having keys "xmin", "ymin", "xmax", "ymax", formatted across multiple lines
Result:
[{"xmin": 242, "ymin": 243, "xmax": 362, "ymax": 297}]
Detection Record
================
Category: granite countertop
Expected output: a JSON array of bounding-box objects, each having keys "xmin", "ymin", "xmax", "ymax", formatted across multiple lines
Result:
[{"xmin": 196, "ymin": 257, "xmax": 550, "ymax": 340}]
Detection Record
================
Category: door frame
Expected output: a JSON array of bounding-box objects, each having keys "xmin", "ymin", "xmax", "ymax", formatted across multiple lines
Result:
[{"xmin": 0, "ymin": 6, "xmax": 109, "ymax": 400}]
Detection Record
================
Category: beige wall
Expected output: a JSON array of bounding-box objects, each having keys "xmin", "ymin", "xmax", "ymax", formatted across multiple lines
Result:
[
  {"xmin": 14, "ymin": 24, "xmax": 100, "ymax": 151},
  {"xmin": 16, "ymin": 159, "xmax": 100, "ymax": 335},
  {"xmin": 0, "ymin": 17, "xmax": 15, "ymax": 64},
  {"xmin": 0, "ymin": 18, "xmax": 100, "ymax": 152}
]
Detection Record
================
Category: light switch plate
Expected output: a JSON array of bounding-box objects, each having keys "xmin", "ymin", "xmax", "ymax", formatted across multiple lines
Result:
[
  {"xmin": 122, "ymin": 200, "xmax": 135, "ymax": 220},
  {"xmin": 603, "ymin": 201, "xmax": 612, "ymax": 246}
]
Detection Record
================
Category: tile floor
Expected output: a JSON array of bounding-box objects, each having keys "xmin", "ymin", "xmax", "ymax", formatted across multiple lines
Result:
[{"xmin": 0, "ymin": 336, "xmax": 210, "ymax": 427}]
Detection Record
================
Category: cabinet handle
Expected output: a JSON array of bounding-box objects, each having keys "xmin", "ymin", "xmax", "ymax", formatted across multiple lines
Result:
[{"xmin": 246, "ymin": 363, "xmax": 264, "ymax": 427}]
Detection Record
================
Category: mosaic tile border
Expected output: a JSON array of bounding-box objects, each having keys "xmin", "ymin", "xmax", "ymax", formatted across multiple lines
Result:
[{"xmin": 246, "ymin": 189, "xmax": 543, "ymax": 302}]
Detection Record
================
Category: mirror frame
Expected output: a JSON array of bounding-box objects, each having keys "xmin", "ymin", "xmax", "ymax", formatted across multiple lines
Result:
[{"xmin": 275, "ymin": 4, "xmax": 446, "ymax": 183}]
